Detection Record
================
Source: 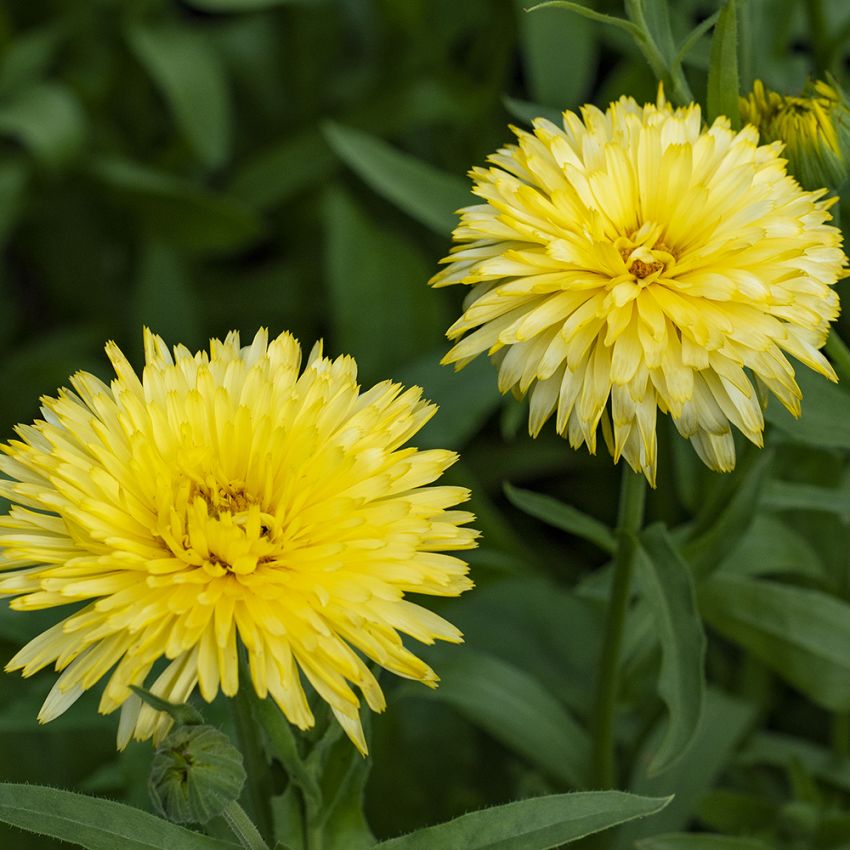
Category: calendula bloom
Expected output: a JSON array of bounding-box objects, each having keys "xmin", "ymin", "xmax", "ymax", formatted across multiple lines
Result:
[
  {"xmin": 429, "ymin": 91, "xmax": 846, "ymax": 483},
  {"xmin": 740, "ymin": 78, "xmax": 850, "ymax": 190},
  {"xmin": 0, "ymin": 330, "xmax": 477, "ymax": 753}
]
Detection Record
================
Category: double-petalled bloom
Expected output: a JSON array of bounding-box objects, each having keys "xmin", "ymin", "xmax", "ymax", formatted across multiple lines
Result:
[
  {"xmin": 0, "ymin": 330, "xmax": 477, "ymax": 753},
  {"xmin": 740, "ymin": 78, "xmax": 850, "ymax": 190},
  {"xmin": 430, "ymin": 91, "xmax": 846, "ymax": 483}
]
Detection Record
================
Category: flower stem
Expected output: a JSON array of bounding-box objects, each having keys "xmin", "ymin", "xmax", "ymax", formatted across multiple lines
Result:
[
  {"xmin": 222, "ymin": 800, "xmax": 272, "ymax": 850},
  {"xmin": 232, "ymin": 669, "xmax": 276, "ymax": 845},
  {"xmin": 590, "ymin": 466, "xmax": 646, "ymax": 789},
  {"xmin": 826, "ymin": 329, "xmax": 850, "ymax": 384}
]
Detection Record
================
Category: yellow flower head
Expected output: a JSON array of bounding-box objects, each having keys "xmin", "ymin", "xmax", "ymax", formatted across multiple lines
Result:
[
  {"xmin": 740, "ymin": 78, "xmax": 850, "ymax": 190},
  {"xmin": 429, "ymin": 91, "xmax": 846, "ymax": 484},
  {"xmin": 0, "ymin": 330, "xmax": 477, "ymax": 753}
]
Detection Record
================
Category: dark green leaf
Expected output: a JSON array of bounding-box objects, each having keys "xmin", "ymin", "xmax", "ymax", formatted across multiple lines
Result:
[
  {"xmin": 504, "ymin": 482, "xmax": 616, "ymax": 554},
  {"xmin": 638, "ymin": 835, "xmax": 771, "ymax": 849},
  {"xmin": 90, "ymin": 157, "xmax": 262, "ymax": 254},
  {"xmin": 682, "ymin": 449, "xmax": 772, "ymax": 576},
  {"xmin": 762, "ymin": 477, "xmax": 850, "ymax": 517},
  {"xmin": 229, "ymin": 130, "xmax": 334, "ymax": 210},
  {"xmin": 404, "ymin": 646, "xmax": 591, "ymax": 788},
  {"xmin": 0, "ymin": 784, "xmax": 238, "ymax": 850},
  {"xmin": 619, "ymin": 689, "xmax": 756, "ymax": 846},
  {"xmin": 637, "ymin": 525, "xmax": 706, "ymax": 774},
  {"xmin": 131, "ymin": 241, "xmax": 202, "ymax": 348},
  {"xmin": 375, "ymin": 791, "xmax": 671, "ymax": 849},
  {"xmin": 323, "ymin": 188, "xmax": 446, "ymax": 383},
  {"xmin": 514, "ymin": 0, "xmax": 596, "ymax": 108},
  {"xmin": 766, "ymin": 367, "xmax": 850, "ymax": 448},
  {"xmin": 717, "ymin": 514, "xmax": 825, "ymax": 580},
  {"xmin": 0, "ymin": 82, "xmax": 86, "ymax": 169},
  {"xmin": 129, "ymin": 686, "xmax": 203, "ymax": 726},
  {"xmin": 127, "ymin": 23, "xmax": 232, "ymax": 168},
  {"xmin": 700, "ymin": 575, "xmax": 850, "ymax": 710},
  {"xmin": 502, "ymin": 96, "xmax": 563, "ymax": 127},
  {"xmin": 323, "ymin": 122, "xmax": 469, "ymax": 236},
  {"xmin": 185, "ymin": 0, "xmax": 318, "ymax": 10},
  {"xmin": 706, "ymin": 0, "xmax": 740, "ymax": 127}
]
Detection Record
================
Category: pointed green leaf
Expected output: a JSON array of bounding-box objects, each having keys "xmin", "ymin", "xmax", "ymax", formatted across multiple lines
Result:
[
  {"xmin": 404, "ymin": 646, "xmax": 590, "ymax": 788},
  {"xmin": 0, "ymin": 82, "xmax": 86, "ymax": 169},
  {"xmin": 323, "ymin": 189, "xmax": 447, "ymax": 383},
  {"xmin": 323, "ymin": 122, "xmax": 469, "ymax": 235},
  {"xmin": 375, "ymin": 791, "xmax": 671, "ymax": 849},
  {"xmin": 706, "ymin": 0, "xmax": 740, "ymax": 127},
  {"xmin": 620, "ymin": 689, "xmax": 756, "ymax": 845},
  {"xmin": 700, "ymin": 575, "xmax": 850, "ymax": 710},
  {"xmin": 637, "ymin": 525, "xmax": 706, "ymax": 774},
  {"xmin": 91, "ymin": 156, "xmax": 262, "ymax": 253},
  {"xmin": 0, "ymin": 784, "xmax": 238, "ymax": 850},
  {"xmin": 766, "ymin": 367, "xmax": 850, "ymax": 448},
  {"xmin": 502, "ymin": 96, "xmax": 562, "ymax": 127},
  {"xmin": 514, "ymin": 0, "xmax": 596, "ymax": 108},
  {"xmin": 682, "ymin": 449, "xmax": 772, "ymax": 576},
  {"xmin": 638, "ymin": 835, "xmax": 771, "ymax": 849},
  {"xmin": 504, "ymin": 482, "xmax": 616, "ymax": 554},
  {"xmin": 762, "ymin": 477, "xmax": 850, "ymax": 516},
  {"xmin": 129, "ymin": 686, "xmax": 204, "ymax": 726},
  {"xmin": 127, "ymin": 23, "xmax": 232, "ymax": 168}
]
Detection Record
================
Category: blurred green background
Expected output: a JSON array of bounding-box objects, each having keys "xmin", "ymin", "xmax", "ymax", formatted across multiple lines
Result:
[{"xmin": 5, "ymin": 1, "xmax": 850, "ymax": 848}]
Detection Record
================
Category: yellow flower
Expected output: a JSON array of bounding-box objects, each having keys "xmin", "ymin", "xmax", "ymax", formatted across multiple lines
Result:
[
  {"xmin": 740, "ymin": 78, "xmax": 850, "ymax": 190},
  {"xmin": 429, "ymin": 91, "xmax": 846, "ymax": 484},
  {"xmin": 0, "ymin": 330, "xmax": 477, "ymax": 753}
]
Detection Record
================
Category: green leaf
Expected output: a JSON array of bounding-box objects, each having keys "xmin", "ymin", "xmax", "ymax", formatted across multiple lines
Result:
[
  {"xmin": 323, "ymin": 122, "xmax": 469, "ymax": 236},
  {"xmin": 700, "ymin": 575, "xmax": 850, "ymax": 710},
  {"xmin": 323, "ymin": 188, "xmax": 447, "ymax": 384},
  {"xmin": 766, "ymin": 367, "xmax": 850, "ymax": 448},
  {"xmin": 762, "ymin": 477, "xmax": 850, "ymax": 516},
  {"xmin": 514, "ymin": 0, "xmax": 596, "ymax": 108},
  {"xmin": 738, "ymin": 731, "xmax": 850, "ymax": 794},
  {"xmin": 638, "ymin": 835, "xmax": 772, "ymax": 849},
  {"xmin": 0, "ymin": 784, "xmax": 238, "ymax": 850},
  {"xmin": 131, "ymin": 241, "xmax": 202, "ymax": 349},
  {"xmin": 0, "ymin": 82, "xmax": 86, "ymax": 169},
  {"xmin": 129, "ymin": 686, "xmax": 204, "ymax": 726},
  {"xmin": 127, "ymin": 23, "xmax": 232, "ymax": 168},
  {"xmin": 504, "ymin": 482, "xmax": 616, "ymax": 554},
  {"xmin": 229, "ymin": 129, "xmax": 334, "ymax": 210},
  {"xmin": 619, "ymin": 689, "xmax": 756, "ymax": 846},
  {"xmin": 637, "ymin": 525, "xmax": 706, "ymax": 774},
  {"xmin": 706, "ymin": 0, "xmax": 740, "ymax": 127},
  {"xmin": 403, "ymin": 646, "xmax": 590, "ymax": 788},
  {"xmin": 184, "ymin": 0, "xmax": 318, "ymax": 10},
  {"xmin": 682, "ymin": 449, "xmax": 772, "ymax": 576},
  {"xmin": 395, "ymin": 352, "xmax": 501, "ymax": 450},
  {"xmin": 90, "ymin": 156, "xmax": 262, "ymax": 254},
  {"xmin": 717, "ymin": 514, "xmax": 825, "ymax": 580},
  {"xmin": 374, "ymin": 791, "xmax": 671, "ymax": 849},
  {"xmin": 502, "ymin": 96, "xmax": 563, "ymax": 127}
]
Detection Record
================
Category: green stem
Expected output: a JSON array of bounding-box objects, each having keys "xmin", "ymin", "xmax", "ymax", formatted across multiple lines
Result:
[
  {"xmin": 624, "ymin": 0, "xmax": 694, "ymax": 104},
  {"xmin": 590, "ymin": 466, "xmax": 647, "ymax": 789},
  {"xmin": 222, "ymin": 800, "xmax": 272, "ymax": 850},
  {"xmin": 826, "ymin": 329, "xmax": 850, "ymax": 384},
  {"xmin": 233, "ymin": 667, "xmax": 276, "ymax": 845},
  {"xmin": 306, "ymin": 817, "xmax": 324, "ymax": 850}
]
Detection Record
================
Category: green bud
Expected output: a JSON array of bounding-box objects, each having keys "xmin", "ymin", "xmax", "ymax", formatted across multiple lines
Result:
[{"xmin": 149, "ymin": 724, "xmax": 247, "ymax": 824}]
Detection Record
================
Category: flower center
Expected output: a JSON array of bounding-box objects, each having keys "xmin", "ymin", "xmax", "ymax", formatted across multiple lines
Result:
[
  {"xmin": 159, "ymin": 476, "xmax": 280, "ymax": 577},
  {"xmin": 614, "ymin": 224, "xmax": 675, "ymax": 284}
]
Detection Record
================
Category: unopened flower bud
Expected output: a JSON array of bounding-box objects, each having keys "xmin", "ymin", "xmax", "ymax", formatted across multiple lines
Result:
[
  {"xmin": 740, "ymin": 77, "xmax": 850, "ymax": 190},
  {"xmin": 149, "ymin": 725, "xmax": 246, "ymax": 824}
]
